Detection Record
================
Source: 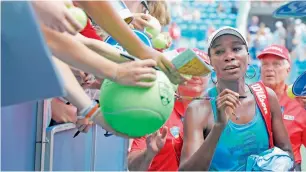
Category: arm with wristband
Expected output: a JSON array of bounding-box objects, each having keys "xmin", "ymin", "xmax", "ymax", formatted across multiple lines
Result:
[{"xmin": 52, "ymin": 57, "xmax": 124, "ymax": 135}]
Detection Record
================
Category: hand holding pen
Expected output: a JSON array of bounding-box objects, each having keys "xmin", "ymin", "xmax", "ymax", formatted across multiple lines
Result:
[{"xmin": 175, "ymin": 92, "xmax": 247, "ymax": 120}]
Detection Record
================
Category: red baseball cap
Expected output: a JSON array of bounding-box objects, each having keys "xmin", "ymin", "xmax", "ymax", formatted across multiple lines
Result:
[{"xmin": 257, "ymin": 45, "xmax": 290, "ymax": 63}]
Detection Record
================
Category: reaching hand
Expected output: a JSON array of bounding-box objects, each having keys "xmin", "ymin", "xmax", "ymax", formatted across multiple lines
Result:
[
  {"xmin": 146, "ymin": 126, "xmax": 168, "ymax": 155},
  {"xmin": 32, "ymin": 1, "xmax": 83, "ymax": 35},
  {"xmin": 114, "ymin": 59, "xmax": 157, "ymax": 87},
  {"xmin": 138, "ymin": 47, "xmax": 186, "ymax": 85},
  {"xmin": 76, "ymin": 116, "xmax": 94, "ymax": 133},
  {"xmin": 130, "ymin": 13, "xmax": 154, "ymax": 31}
]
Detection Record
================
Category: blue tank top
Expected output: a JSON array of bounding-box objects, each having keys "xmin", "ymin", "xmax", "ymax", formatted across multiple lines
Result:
[{"xmin": 208, "ymin": 87, "xmax": 269, "ymax": 171}]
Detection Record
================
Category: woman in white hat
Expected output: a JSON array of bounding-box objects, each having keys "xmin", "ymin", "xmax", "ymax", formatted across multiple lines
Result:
[{"xmin": 179, "ymin": 27, "xmax": 293, "ymax": 171}]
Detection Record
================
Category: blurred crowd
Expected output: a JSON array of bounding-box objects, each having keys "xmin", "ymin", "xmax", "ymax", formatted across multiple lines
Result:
[
  {"xmin": 166, "ymin": 0, "xmax": 238, "ymax": 50},
  {"xmin": 247, "ymin": 15, "xmax": 306, "ymax": 84},
  {"xmin": 247, "ymin": 15, "xmax": 306, "ymax": 62}
]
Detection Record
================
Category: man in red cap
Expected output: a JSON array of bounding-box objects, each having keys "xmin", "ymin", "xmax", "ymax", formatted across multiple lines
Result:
[
  {"xmin": 257, "ymin": 44, "xmax": 306, "ymax": 171},
  {"xmin": 128, "ymin": 48, "xmax": 210, "ymax": 171}
]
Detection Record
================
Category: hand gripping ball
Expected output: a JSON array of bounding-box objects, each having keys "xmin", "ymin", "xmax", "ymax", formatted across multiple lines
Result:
[{"xmin": 99, "ymin": 71, "xmax": 175, "ymax": 137}]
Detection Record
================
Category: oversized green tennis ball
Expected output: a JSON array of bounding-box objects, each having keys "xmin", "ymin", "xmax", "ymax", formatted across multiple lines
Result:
[
  {"xmin": 68, "ymin": 6, "xmax": 88, "ymax": 30},
  {"xmin": 99, "ymin": 71, "xmax": 175, "ymax": 137}
]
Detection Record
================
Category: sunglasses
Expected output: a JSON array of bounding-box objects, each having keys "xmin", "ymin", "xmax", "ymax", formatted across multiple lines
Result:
[{"xmin": 141, "ymin": 0, "xmax": 149, "ymax": 14}]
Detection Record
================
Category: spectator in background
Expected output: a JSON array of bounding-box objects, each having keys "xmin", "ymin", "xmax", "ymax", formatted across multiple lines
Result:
[
  {"xmin": 264, "ymin": 27, "xmax": 273, "ymax": 46},
  {"xmin": 216, "ymin": 2, "xmax": 224, "ymax": 14},
  {"xmin": 169, "ymin": 22, "xmax": 181, "ymax": 48},
  {"xmin": 192, "ymin": 10, "xmax": 201, "ymax": 21},
  {"xmin": 169, "ymin": 0, "xmax": 183, "ymax": 18},
  {"xmin": 248, "ymin": 16, "xmax": 259, "ymax": 35},
  {"xmin": 285, "ymin": 20, "xmax": 296, "ymax": 53},
  {"xmin": 293, "ymin": 21, "xmax": 306, "ymax": 61},
  {"xmin": 258, "ymin": 45, "xmax": 306, "ymax": 171},
  {"xmin": 147, "ymin": 0, "xmax": 170, "ymax": 26},
  {"xmin": 247, "ymin": 16, "xmax": 260, "ymax": 60},
  {"xmin": 273, "ymin": 21, "xmax": 286, "ymax": 46},
  {"xmin": 294, "ymin": 19, "xmax": 303, "ymax": 37},
  {"xmin": 207, "ymin": 24, "xmax": 216, "ymax": 38},
  {"xmin": 255, "ymin": 22, "xmax": 268, "ymax": 53},
  {"xmin": 230, "ymin": 1, "xmax": 238, "ymax": 15},
  {"xmin": 124, "ymin": 0, "xmax": 170, "ymax": 28}
]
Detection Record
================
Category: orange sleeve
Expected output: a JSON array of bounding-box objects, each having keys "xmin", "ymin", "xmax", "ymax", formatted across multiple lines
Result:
[{"xmin": 130, "ymin": 137, "xmax": 147, "ymax": 152}]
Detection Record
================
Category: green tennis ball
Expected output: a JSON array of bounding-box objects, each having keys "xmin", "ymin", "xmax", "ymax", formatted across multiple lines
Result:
[
  {"xmin": 99, "ymin": 71, "xmax": 175, "ymax": 137},
  {"xmin": 287, "ymin": 84, "xmax": 295, "ymax": 99},
  {"xmin": 145, "ymin": 27, "xmax": 160, "ymax": 38},
  {"xmin": 144, "ymin": 17, "xmax": 161, "ymax": 38},
  {"xmin": 68, "ymin": 7, "xmax": 88, "ymax": 30},
  {"xmin": 152, "ymin": 34, "xmax": 168, "ymax": 49}
]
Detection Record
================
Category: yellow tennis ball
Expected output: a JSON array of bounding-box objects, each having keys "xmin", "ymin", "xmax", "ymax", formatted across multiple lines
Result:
[
  {"xmin": 67, "ymin": 6, "xmax": 88, "ymax": 30},
  {"xmin": 287, "ymin": 84, "xmax": 296, "ymax": 99},
  {"xmin": 152, "ymin": 34, "xmax": 168, "ymax": 49},
  {"xmin": 144, "ymin": 17, "xmax": 161, "ymax": 38}
]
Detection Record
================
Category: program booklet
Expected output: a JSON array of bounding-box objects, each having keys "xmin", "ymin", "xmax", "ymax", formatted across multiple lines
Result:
[{"xmin": 163, "ymin": 48, "xmax": 213, "ymax": 76}]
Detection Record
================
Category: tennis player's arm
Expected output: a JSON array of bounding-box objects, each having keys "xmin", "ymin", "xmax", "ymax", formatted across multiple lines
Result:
[
  {"xmin": 267, "ymin": 87, "xmax": 293, "ymax": 157},
  {"xmin": 179, "ymin": 100, "xmax": 224, "ymax": 171},
  {"xmin": 75, "ymin": 1, "xmax": 148, "ymax": 58},
  {"xmin": 42, "ymin": 25, "xmax": 118, "ymax": 80}
]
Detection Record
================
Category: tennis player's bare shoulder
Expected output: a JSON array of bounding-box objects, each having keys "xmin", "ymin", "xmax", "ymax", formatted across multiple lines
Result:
[{"xmin": 185, "ymin": 95, "xmax": 214, "ymax": 128}]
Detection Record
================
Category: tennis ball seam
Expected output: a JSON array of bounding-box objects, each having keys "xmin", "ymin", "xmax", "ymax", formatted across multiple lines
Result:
[
  {"xmin": 102, "ymin": 107, "xmax": 167, "ymax": 121},
  {"xmin": 103, "ymin": 108, "xmax": 168, "ymax": 137}
]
